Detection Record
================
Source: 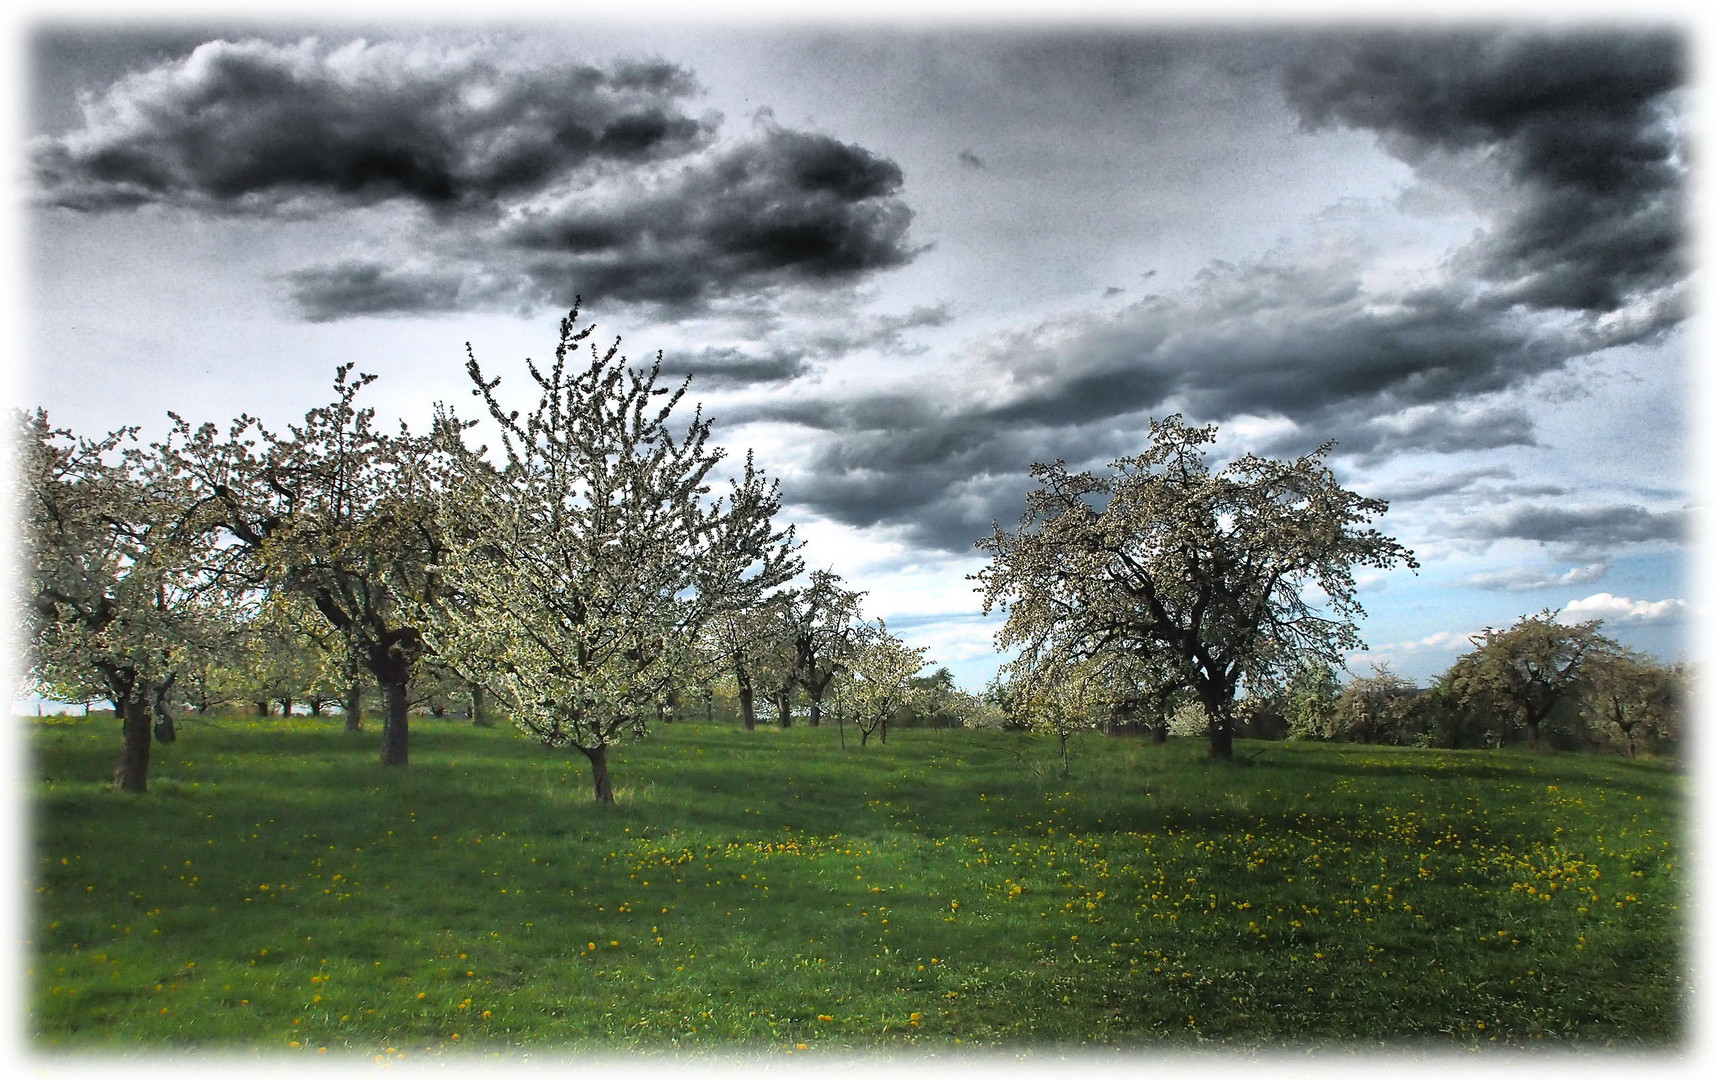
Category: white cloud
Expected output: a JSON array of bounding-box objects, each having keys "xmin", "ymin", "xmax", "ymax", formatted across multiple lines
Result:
[
  {"xmin": 1559, "ymin": 592, "xmax": 1687, "ymax": 626},
  {"xmin": 1360, "ymin": 628, "xmax": 1476, "ymax": 656},
  {"xmin": 1460, "ymin": 562, "xmax": 1609, "ymax": 591}
]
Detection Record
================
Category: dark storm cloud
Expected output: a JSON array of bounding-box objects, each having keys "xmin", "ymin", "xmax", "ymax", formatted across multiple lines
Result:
[
  {"xmin": 33, "ymin": 37, "xmax": 918, "ymax": 318},
  {"xmin": 285, "ymin": 123, "xmax": 915, "ymax": 319},
  {"xmin": 1285, "ymin": 29, "xmax": 1686, "ymax": 316},
  {"xmin": 30, "ymin": 37, "xmax": 713, "ymax": 214},
  {"xmin": 1460, "ymin": 504, "xmax": 1686, "ymax": 549}
]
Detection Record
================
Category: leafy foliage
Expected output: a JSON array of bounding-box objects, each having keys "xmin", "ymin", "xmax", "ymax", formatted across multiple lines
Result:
[{"xmin": 1442, "ymin": 611, "xmax": 1614, "ymax": 749}]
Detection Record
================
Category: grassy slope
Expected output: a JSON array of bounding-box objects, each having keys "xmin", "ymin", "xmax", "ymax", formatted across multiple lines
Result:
[{"xmin": 26, "ymin": 715, "xmax": 1685, "ymax": 1057}]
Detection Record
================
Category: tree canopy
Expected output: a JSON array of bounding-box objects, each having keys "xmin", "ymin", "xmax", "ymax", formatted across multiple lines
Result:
[{"xmin": 976, "ymin": 415, "xmax": 1417, "ymax": 759}]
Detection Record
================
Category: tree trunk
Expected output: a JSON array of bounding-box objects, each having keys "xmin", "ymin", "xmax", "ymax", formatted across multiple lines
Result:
[
  {"xmin": 808, "ymin": 696, "xmax": 822, "ymax": 727},
  {"xmin": 430, "ymin": 704, "xmax": 446, "ymax": 718},
  {"xmin": 859, "ymin": 726, "xmax": 870, "ymax": 747},
  {"xmin": 776, "ymin": 688, "xmax": 792, "ymax": 728},
  {"xmin": 1059, "ymin": 731, "xmax": 1070, "ymax": 778},
  {"xmin": 1207, "ymin": 715, "xmax": 1234, "ymax": 760},
  {"xmin": 254, "ymin": 699, "xmax": 271, "ymax": 718},
  {"xmin": 278, "ymin": 696, "xmax": 293, "ymax": 718},
  {"xmin": 344, "ymin": 684, "xmax": 364, "ymax": 731},
  {"xmin": 380, "ymin": 673, "xmax": 409, "ymax": 766},
  {"xmin": 738, "ymin": 681, "xmax": 756, "ymax": 731},
  {"xmin": 1152, "ymin": 724, "xmax": 1168, "ymax": 745},
  {"xmin": 471, "ymin": 683, "xmax": 491, "ymax": 727},
  {"xmin": 578, "ymin": 743, "xmax": 616, "ymax": 804},
  {"xmin": 880, "ymin": 716, "xmax": 889, "ymax": 744},
  {"xmin": 116, "ymin": 684, "xmax": 152, "ymax": 793}
]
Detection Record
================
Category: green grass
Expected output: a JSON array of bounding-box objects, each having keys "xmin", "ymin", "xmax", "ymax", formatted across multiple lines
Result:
[{"xmin": 25, "ymin": 715, "xmax": 1686, "ymax": 1058}]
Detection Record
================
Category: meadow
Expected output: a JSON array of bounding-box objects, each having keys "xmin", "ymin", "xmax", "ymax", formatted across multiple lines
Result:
[{"xmin": 26, "ymin": 714, "xmax": 1685, "ymax": 1058}]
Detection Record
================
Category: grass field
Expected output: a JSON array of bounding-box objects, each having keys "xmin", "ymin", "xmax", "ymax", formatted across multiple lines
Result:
[{"xmin": 25, "ymin": 714, "xmax": 1686, "ymax": 1057}]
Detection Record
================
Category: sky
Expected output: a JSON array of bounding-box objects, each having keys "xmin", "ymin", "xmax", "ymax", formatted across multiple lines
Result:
[{"xmin": 10, "ymin": 4, "xmax": 1699, "ymax": 694}]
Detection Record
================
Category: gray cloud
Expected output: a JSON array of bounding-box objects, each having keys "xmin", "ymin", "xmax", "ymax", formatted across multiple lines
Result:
[
  {"xmin": 33, "ymin": 37, "xmax": 919, "ymax": 320},
  {"xmin": 729, "ymin": 30, "xmax": 1688, "ymax": 553},
  {"xmin": 656, "ymin": 346, "xmax": 811, "ymax": 388},
  {"xmin": 739, "ymin": 248, "xmax": 1629, "ymax": 549},
  {"xmin": 1285, "ymin": 29, "xmax": 1686, "ymax": 317},
  {"xmin": 1459, "ymin": 504, "xmax": 1686, "ymax": 550},
  {"xmin": 1373, "ymin": 465, "xmax": 1518, "ymax": 503}
]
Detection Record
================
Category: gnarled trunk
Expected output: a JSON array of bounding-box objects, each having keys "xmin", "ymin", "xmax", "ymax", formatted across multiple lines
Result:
[{"xmin": 578, "ymin": 743, "xmax": 616, "ymax": 804}]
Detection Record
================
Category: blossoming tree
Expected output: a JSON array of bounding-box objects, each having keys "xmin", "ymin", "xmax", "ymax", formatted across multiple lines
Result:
[{"xmin": 430, "ymin": 305, "xmax": 801, "ymax": 802}]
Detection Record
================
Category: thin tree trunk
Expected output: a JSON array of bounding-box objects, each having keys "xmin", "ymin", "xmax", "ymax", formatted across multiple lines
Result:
[
  {"xmin": 578, "ymin": 743, "xmax": 616, "ymax": 804},
  {"xmin": 471, "ymin": 682, "xmax": 492, "ymax": 727},
  {"xmin": 1059, "ymin": 731, "xmax": 1070, "ymax": 778},
  {"xmin": 776, "ymin": 688, "xmax": 792, "ymax": 728},
  {"xmin": 344, "ymin": 684, "xmax": 364, "ymax": 732},
  {"xmin": 808, "ymin": 696, "xmax": 822, "ymax": 727}
]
